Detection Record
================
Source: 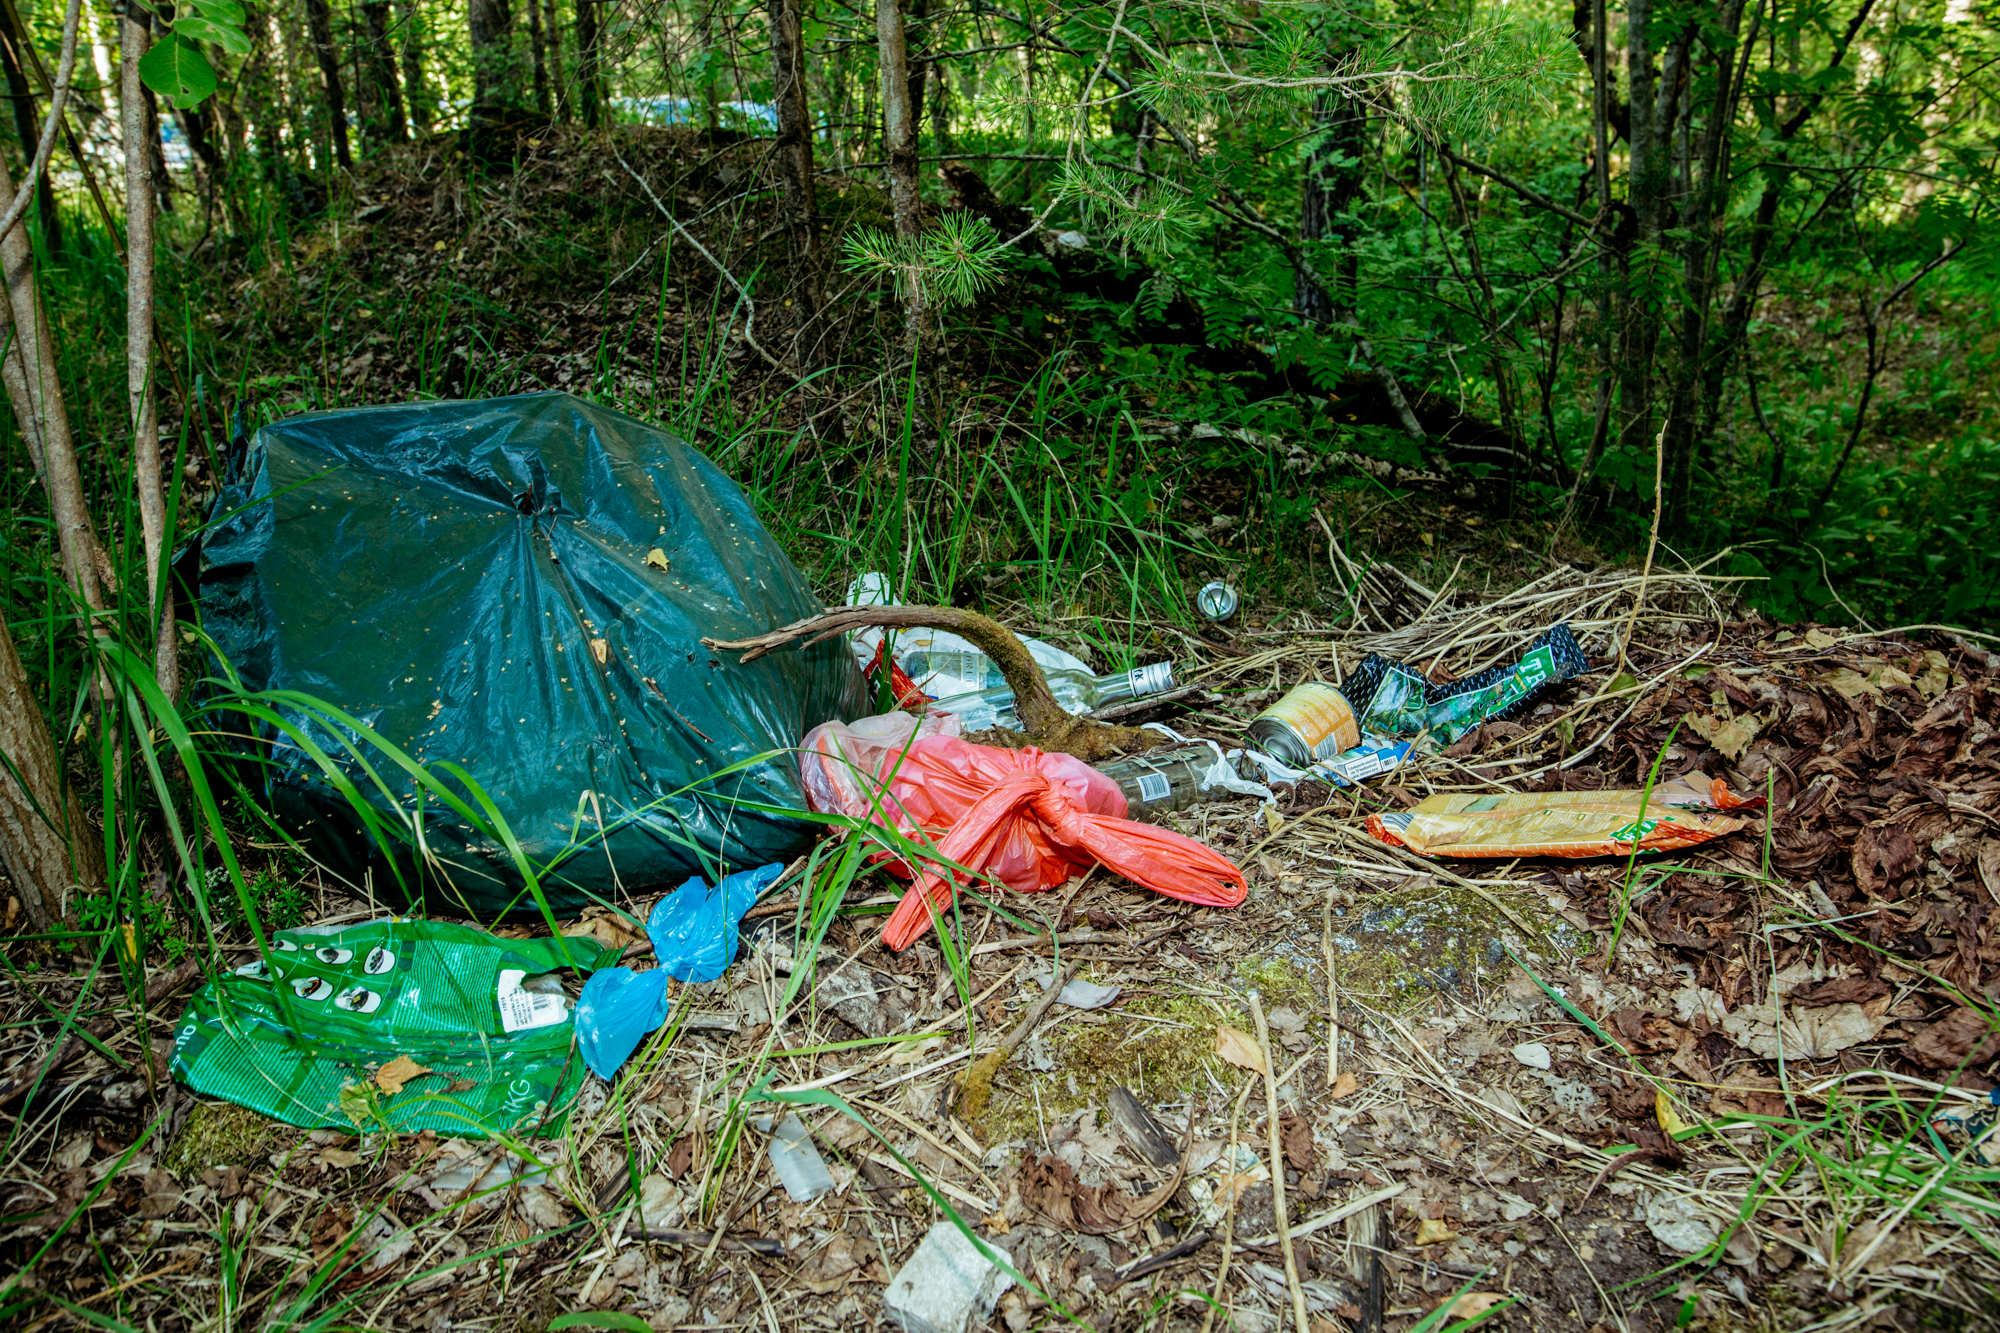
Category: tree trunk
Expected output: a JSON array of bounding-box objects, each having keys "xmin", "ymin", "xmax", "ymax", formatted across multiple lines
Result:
[
  {"xmin": 0, "ymin": 15, "xmax": 59, "ymax": 254},
  {"xmin": 1614, "ymin": 0, "xmax": 1657, "ymax": 470},
  {"xmin": 0, "ymin": 153, "xmax": 106, "ymax": 612},
  {"xmin": 526, "ymin": 0, "xmax": 549, "ymax": 116},
  {"xmin": 542, "ymin": 0, "xmax": 566, "ymax": 121},
  {"xmin": 0, "ymin": 610, "xmax": 101, "ymax": 930},
  {"xmin": 1294, "ymin": 88, "xmax": 1364, "ymax": 323},
  {"xmin": 769, "ymin": 0, "xmax": 822, "ymax": 350},
  {"xmin": 399, "ymin": 0, "xmax": 433, "ymax": 132},
  {"xmin": 877, "ymin": 0, "xmax": 921, "ymax": 242},
  {"xmin": 574, "ymin": 0, "xmax": 600, "ymax": 127},
  {"xmin": 361, "ymin": 0, "xmax": 407, "ymax": 144},
  {"xmin": 304, "ymin": 0, "xmax": 350, "ymax": 169},
  {"xmin": 123, "ymin": 2, "xmax": 175, "ymax": 702},
  {"xmin": 468, "ymin": 0, "xmax": 522, "ymax": 117}
]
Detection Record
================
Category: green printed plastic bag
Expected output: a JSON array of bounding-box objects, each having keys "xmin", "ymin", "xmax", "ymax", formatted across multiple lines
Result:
[{"xmin": 171, "ymin": 918, "xmax": 618, "ymax": 1137}]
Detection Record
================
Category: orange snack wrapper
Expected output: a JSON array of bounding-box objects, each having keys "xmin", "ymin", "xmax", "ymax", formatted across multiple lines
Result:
[{"xmin": 1365, "ymin": 774, "xmax": 1762, "ymax": 859}]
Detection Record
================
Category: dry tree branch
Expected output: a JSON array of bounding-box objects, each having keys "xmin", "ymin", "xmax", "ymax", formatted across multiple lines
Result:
[{"xmin": 704, "ymin": 605, "xmax": 1164, "ymax": 761}]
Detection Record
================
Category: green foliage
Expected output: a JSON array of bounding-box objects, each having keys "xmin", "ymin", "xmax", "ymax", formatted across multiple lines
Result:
[
  {"xmin": 841, "ymin": 212, "xmax": 1011, "ymax": 308},
  {"xmin": 138, "ymin": 36, "xmax": 217, "ymax": 109}
]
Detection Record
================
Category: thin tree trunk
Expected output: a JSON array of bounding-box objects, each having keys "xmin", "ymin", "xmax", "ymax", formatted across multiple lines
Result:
[
  {"xmin": 0, "ymin": 15, "xmax": 58, "ymax": 253},
  {"xmin": 0, "ymin": 154, "xmax": 105, "ymax": 611},
  {"xmin": 1615, "ymin": 0, "xmax": 1657, "ymax": 468},
  {"xmin": 304, "ymin": 0, "xmax": 351, "ymax": 169},
  {"xmin": 123, "ymin": 1, "xmax": 174, "ymax": 701},
  {"xmin": 361, "ymin": 0, "xmax": 407, "ymax": 143},
  {"xmin": 0, "ymin": 609, "xmax": 102, "ymax": 930},
  {"xmin": 1659, "ymin": 0, "xmax": 1749, "ymax": 529},
  {"xmin": 574, "ymin": 0, "xmax": 600, "ymax": 127},
  {"xmin": 1294, "ymin": 87, "xmax": 1363, "ymax": 323},
  {"xmin": 399, "ymin": 0, "xmax": 432, "ymax": 132},
  {"xmin": 527, "ymin": 0, "xmax": 549, "ymax": 115},
  {"xmin": 770, "ymin": 0, "xmax": 822, "ymax": 352},
  {"xmin": 542, "ymin": 0, "xmax": 566, "ymax": 121},
  {"xmin": 877, "ymin": 0, "xmax": 920, "ymax": 242}
]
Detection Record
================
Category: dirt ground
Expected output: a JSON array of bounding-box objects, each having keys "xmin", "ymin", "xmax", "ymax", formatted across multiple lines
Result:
[{"xmin": 6, "ymin": 566, "xmax": 1999, "ymax": 1332}]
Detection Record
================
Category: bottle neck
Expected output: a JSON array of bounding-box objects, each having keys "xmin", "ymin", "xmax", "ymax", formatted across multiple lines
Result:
[{"xmin": 1096, "ymin": 662, "xmax": 1176, "ymax": 703}]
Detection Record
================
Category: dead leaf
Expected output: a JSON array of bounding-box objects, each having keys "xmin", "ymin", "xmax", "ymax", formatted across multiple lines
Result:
[
  {"xmin": 589, "ymin": 637, "xmax": 608, "ymax": 665},
  {"xmin": 320, "ymin": 1147, "xmax": 362, "ymax": 1169},
  {"xmin": 1413, "ymin": 1217, "xmax": 1456, "ymax": 1245},
  {"xmin": 375, "ymin": 1055, "xmax": 433, "ymax": 1096},
  {"xmin": 1687, "ymin": 710, "xmax": 1768, "ymax": 761},
  {"xmin": 1444, "ymin": 1293, "xmax": 1510, "ymax": 1319},
  {"xmin": 644, "ymin": 547, "xmax": 669, "ymax": 571},
  {"xmin": 1216, "ymin": 1024, "xmax": 1268, "ymax": 1074},
  {"xmin": 1721, "ymin": 1001, "xmax": 1888, "ymax": 1060},
  {"xmin": 1788, "ymin": 976, "xmax": 1890, "ymax": 1007},
  {"xmin": 1852, "ymin": 825, "xmax": 1920, "ymax": 898},
  {"xmin": 1276, "ymin": 1114, "xmax": 1317, "ymax": 1173},
  {"xmin": 1329, "ymin": 1070, "xmax": 1360, "ymax": 1099},
  {"xmin": 1907, "ymin": 1007, "xmax": 2000, "ymax": 1070},
  {"xmin": 1004, "ymin": 1154, "xmax": 1177, "ymax": 1235},
  {"xmin": 1655, "ymin": 1087, "xmax": 1691, "ymax": 1137},
  {"xmin": 1804, "ymin": 628, "xmax": 1840, "ymax": 650}
]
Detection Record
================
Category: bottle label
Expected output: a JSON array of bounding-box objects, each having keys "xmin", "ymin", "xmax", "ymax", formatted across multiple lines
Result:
[
  {"xmin": 1136, "ymin": 772, "xmax": 1172, "ymax": 802},
  {"xmin": 1126, "ymin": 662, "xmax": 1176, "ymax": 697}
]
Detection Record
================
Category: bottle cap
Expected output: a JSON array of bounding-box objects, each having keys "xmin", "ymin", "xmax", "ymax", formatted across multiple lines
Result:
[{"xmin": 1127, "ymin": 662, "xmax": 1176, "ymax": 696}]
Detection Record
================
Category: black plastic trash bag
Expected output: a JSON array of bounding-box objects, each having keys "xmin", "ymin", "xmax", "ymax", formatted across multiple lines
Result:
[{"xmin": 199, "ymin": 392, "xmax": 864, "ymax": 916}]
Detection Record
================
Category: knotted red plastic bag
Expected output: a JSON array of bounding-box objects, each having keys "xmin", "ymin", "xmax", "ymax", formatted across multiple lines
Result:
[{"xmin": 800, "ymin": 716, "xmax": 1248, "ymax": 950}]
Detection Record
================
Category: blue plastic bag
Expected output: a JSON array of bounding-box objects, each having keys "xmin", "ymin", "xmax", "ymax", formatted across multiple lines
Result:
[
  {"xmin": 649, "ymin": 862, "xmax": 785, "ymax": 983},
  {"xmin": 575, "ymin": 967, "xmax": 672, "ymax": 1081},
  {"xmin": 573, "ymin": 861, "xmax": 786, "ymax": 1080}
]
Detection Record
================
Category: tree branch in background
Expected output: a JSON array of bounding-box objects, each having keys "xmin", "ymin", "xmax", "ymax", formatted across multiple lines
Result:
[{"xmin": 0, "ymin": 0, "xmax": 77, "ymax": 245}]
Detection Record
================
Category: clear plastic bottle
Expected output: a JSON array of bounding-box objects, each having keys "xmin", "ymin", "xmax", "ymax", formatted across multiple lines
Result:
[{"xmin": 929, "ymin": 662, "xmax": 1176, "ymax": 731}]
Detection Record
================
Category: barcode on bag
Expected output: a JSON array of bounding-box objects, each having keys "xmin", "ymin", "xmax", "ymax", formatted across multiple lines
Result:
[{"xmin": 1136, "ymin": 772, "xmax": 1172, "ymax": 803}]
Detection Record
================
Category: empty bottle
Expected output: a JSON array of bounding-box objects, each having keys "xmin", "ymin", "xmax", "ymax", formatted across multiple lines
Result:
[
  {"xmin": 929, "ymin": 663, "xmax": 1176, "ymax": 731},
  {"xmin": 1093, "ymin": 744, "xmax": 1251, "ymax": 820}
]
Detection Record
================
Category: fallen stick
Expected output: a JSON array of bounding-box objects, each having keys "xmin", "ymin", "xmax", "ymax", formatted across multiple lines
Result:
[
  {"xmin": 0, "ymin": 957, "xmax": 203, "ymax": 1108},
  {"xmin": 634, "ymin": 1227, "xmax": 785, "ymax": 1257},
  {"xmin": 1251, "ymin": 989, "xmax": 1312, "ymax": 1333},
  {"xmin": 958, "ymin": 960, "xmax": 1078, "ymax": 1118}
]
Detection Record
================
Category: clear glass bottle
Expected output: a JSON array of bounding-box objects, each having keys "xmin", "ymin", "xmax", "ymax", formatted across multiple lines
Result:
[
  {"xmin": 1092, "ymin": 744, "xmax": 1248, "ymax": 819},
  {"xmin": 929, "ymin": 662, "xmax": 1176, "ymax": 731}
]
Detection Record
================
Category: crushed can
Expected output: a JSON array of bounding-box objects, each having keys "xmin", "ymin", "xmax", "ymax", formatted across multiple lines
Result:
[
  {"xmin": 1196, "ymin": 581, "xmax": 1240, "ymax": 622},
  {"xmin": 1246, "ymin": 681, "xmax": 1361, "ymax": 767}
]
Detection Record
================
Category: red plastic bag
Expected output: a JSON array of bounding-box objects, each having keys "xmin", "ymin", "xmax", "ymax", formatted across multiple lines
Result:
[{"xmin": 800, "ymin": 717, "xmax": 1248, "ymax": 950}]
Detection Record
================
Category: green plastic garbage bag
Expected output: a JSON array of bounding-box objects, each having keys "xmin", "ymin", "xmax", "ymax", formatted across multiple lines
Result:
[
  {"xmin": 170, "ymin": 918, "xmax": 617, "ymax": 1137},
  {"xmin": 198, "ymin": 393, "xmax": 865, "ymax": 916}
]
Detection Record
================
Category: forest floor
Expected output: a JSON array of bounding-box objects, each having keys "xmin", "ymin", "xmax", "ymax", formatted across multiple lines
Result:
[{"xmin": 8, "ymin": 565, "xmax": 2000, "ymax": 1333}]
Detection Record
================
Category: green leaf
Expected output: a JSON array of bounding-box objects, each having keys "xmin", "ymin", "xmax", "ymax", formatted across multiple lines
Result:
[
  {"xmin": 137, "ymin": 35, "xmax": 216, "ymax": 109},
  {"xmin": 171, "ymin": 15, "xmax": 252, "ymax": 55},
  {"xmin": 181, "ymin": 0, "xmax": 247, "ymax": 23},
  {"xmin": 549, "ymin": 1316, "xmax": 650, "ymax": 1332}
]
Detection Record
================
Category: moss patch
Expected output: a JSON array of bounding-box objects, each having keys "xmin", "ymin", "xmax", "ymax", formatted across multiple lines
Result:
[
  {"xmin": 162, "ymin": 1100, "xmax": 280, "ymax": 1176},
  {"xmin": 1328, "ymin": 882, "xmax": 1576, "ymax": 1013}
]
